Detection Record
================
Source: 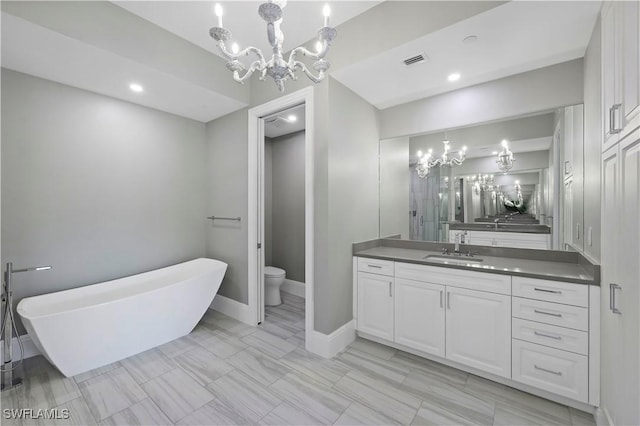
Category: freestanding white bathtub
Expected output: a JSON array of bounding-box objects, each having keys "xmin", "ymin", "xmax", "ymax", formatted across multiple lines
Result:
[{"xmin": 17, "ymin": 258, "xmax": 227, "ymax": 377}]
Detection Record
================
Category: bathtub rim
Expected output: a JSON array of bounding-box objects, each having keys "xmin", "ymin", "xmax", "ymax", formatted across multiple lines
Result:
[{"xmin": 17, "ymin": 257, "xmax": 227, "ymax": 321}]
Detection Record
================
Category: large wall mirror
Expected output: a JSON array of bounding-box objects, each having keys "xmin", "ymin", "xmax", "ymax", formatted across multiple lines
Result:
[{"xmin": 379, "ymin": 104, "xmax": 584, "ymax": 251}]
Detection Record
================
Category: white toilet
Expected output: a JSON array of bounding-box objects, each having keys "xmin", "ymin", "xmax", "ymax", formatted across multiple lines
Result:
[{"xmin": 264, "ymin": 266, "xmax": 286, "ymax": 306}]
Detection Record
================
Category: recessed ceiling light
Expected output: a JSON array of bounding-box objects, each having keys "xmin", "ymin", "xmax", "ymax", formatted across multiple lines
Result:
[
  {"xmin": 287, "ymin": 115, "xmax": 297, "ymax": 122},
  {"xmin": 129, "ymin": 83, "xmax": 144, "ymax": 93},
  {"xmin": 448, "ymin": 73, "xmax": 461, "ymax": 82},
  {"xmin": 463, "ymin": 35, "xmax": 478, "ymax": 44},
  {"xmin": 492, "ymin": 151, "xmax": 498, "ymax": 155}
]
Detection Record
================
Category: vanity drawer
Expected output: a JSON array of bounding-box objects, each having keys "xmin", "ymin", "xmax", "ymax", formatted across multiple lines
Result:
[
  {"xmin": 512, "ymin": 318, "xmax": 588, "ymax": 355},
  {"xmin": 357, "ymin": 257, "xmax": 394, "ymax": 276},
  {"xmin": 513, "ymin": 277, "xmax": 588, "ymax": 307},
  {"xmin": 512, "ymin": 297, "xmax": 588, "ymax": 331},
  {"xmin": 512, "ymin": 339, "xmax": 588, "ymax": 403},
  {"xmin": 394, "ymin": 262, "xmax": 511, "ymax": 295}
]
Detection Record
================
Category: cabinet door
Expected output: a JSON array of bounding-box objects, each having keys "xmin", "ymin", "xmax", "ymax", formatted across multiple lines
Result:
[
  {"xmin": 602, "ymin": 1, "xmax": 620, "ymax": 149},
  {"xmin": 445, "ymin": 287, "xmax": 511, "ymax": 378},
  {"xmin": 617, "ymin": 136, "xmax": 640, "ymax": 425},
  {"xmin": 357, "ymin": 272, "xmax": 394, "ymax": 340},
  {"xmin": 622, "ymin": 0, "xmax": 639, "ymax": 123},
  {"xmin": 394, "ymin": 278, "xmax": 445, "ymax": 357}
]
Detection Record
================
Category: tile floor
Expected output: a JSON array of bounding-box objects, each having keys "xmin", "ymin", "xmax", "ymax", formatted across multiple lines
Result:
[{"xmin": 2, "ymin": 293, "xmax": 596, "ymax": 425}]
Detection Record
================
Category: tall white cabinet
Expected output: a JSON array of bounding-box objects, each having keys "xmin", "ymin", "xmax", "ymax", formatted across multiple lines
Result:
[{"xmin": 600, "ymin": 1, "xmax": 640, "ymax": 424}]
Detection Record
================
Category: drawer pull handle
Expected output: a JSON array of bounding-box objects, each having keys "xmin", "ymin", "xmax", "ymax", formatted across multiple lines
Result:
[
  {"xmin": 368, "ymin": 264, "xmax": 383, "ymax": 269},
  {"xmin": 534, "ymin": 309, "xmax": 562, "ymax": 318},
  {"xmin": 388, "ymin": 282, "xmax": 392, "ymax": 297},
  {"xmin": 440, "ymin": 290, "xmax": 443, "ymax": 308},
  {"xmin": 534, "ymin": 331, "xmax": 562, "ymax": 340},
  {"xmin": 447, "ymin": 292, "xmax": 451, "ymax": 309},
  {"xmin": 610, "ymin": 283, "xmax": 622, "ymax": 314},
  {"xmin": 534, "ymin": 365, "xmax": 563, "ymax": 376},
  {"xmin": 534, "ymin": 288, "xmax": 562, "ymax": 294}
]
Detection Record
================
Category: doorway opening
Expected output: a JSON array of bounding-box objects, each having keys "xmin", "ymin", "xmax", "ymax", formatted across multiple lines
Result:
[{"xmin": 247, "ymin": 87, "xmax": 314, "ymax": 351}]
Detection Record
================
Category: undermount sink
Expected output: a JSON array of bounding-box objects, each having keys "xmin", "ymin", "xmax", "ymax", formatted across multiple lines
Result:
[{"xmin": 423, "ymin": 254, "xmax": 484, "ymax": 264}]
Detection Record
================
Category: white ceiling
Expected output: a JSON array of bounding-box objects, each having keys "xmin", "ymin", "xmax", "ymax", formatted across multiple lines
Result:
[
  {"xmin": 114, "ymin": 1, "xmax": 379, "ymax": 60},
  {"xmin": 1, "ymin": 1, "xmax": 601, "ymax": 123},
  {"xmin": 332, "ymin": 1, "xmax": 601, "ymax": 109},
  {"xmin": 264, "ymin": 104, "xmax": 306, "ymax": 138}
]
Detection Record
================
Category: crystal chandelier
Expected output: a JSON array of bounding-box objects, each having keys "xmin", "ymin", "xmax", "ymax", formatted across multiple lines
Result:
[
  {"xmin": 496, "ymin": 139, "xmax": 515, "ymax": 172},
  {"xmin": 209, "ymin": 1, "xmax": 337, "ymax": 92},
  {"xmin": 416, "ymin": 139, "xmax": 467, "ymax": 178}
]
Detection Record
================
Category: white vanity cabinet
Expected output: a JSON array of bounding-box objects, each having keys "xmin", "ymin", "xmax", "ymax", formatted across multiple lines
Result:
[
  {"xmin": 445, "ymin": 286, "xmax": 511, "ymax": 378},
  {"xmin": 353, "ymin": 256, "xmax": 599, "ymax": 407},
  {"xmin": 356, "ymin": 259, "xmax": 511, "ymax": 378},
  {"xmin": 355, "ymin": 258, "xmax": 394, "ymax": 341},
  {"xmin": 394, "ymin": 278, "xmax": 445, "ymax": 357}
]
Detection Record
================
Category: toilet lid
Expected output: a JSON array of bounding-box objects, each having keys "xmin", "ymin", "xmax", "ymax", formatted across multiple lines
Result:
[{"xmin": 264, "ymin": 266, "xmax": 285, "ymax": 277}]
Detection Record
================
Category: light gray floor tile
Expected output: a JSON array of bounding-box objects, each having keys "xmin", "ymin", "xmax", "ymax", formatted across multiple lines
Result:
[
  {"xmin": 260, "ymin": 402, "xmax": 326, "ymax": 425},
  {"xmin": 285, "ymin": 331, "xmax": 306, "ymax": 347},
  {"xmin": 51, "ymin": 397, "xmax": 98, "ymax": 426},
  {"xmin": 241, "ymin": 329, "xmax": 297, "ymax": 359},
  {"xmin": 206, "ymin": 369, "xmax": 282, "ymax": 423},
  {"xmin": 333, "ymin": 371, "xmax": 421, "ymax": 425},
  {"xmin": 346, "ymin": 338, "xmax": 397, "ymax": 360},
  {"xmin": 411, "ymin": 401, "xmax": 479, "ymax": 426},
  {"xmin": 389, "ymin": 350, "xmax": 468, "ymax": 389},
  {"xmin": 201, "ymin": 312, "xmax": 257, "ymax": 337},
  {"xmin": 493, "ymin": 401, "xmax": 571, "ymax": 426},
  {"xmin": 174, "ymin": 347, "xmax": 234, "ymax": 386},
  {"xmin": 569, "ymin": 407, "xmax": 596, "ymax": 426},
  {"xmin": 157, "ymin": 336, "xmax": 199, "ymax": 359},
  {"xmin": 225, "ymin": 347, "xmax": 291, "ymax": 386},
  {"xmin": 280, "ymin": 347, "xmax": 349, "ymax": 387},
  {"xmin": 78, "ymin": 367, "xmax": 146, "ymax": 421},
  {"xmin": 270, "ymin": 371, "xmax": 352, "ymax": 424},
  {"xmin": 465, "ymin": 375, "xmax": 571, "ymax": 425},
  {"xmin": 177, "ymin": 398, "xmax": 254, "ymax": 425},
  {"xmin": 334, "ymin": 402, "xmax": 401, "ymax": 425},
  {"xmin": 187, "ymin": 324, "xmax": 218, "ymax": 342},
  {"xmin": 142, "ymin": 368, "xmax": 214, "ymax": 423},
  {"xmin": 73, "ymin": 362, "xmax": 122, "ymax": 384},
  {"xmin": 195, "ymin": 329, "xmax": 248, "ymax": 359},
  {"xmin": 100, "ymin": 398, "xmax": 172, "ymax": 426},
  {"xmin": 12, "ymin": 369, "xmax": 81, "ymax": 411},
  {"xmin": 338, "ymin": 348, "xmax": 409, "ymax": 384},
  {"xmin": 259, "ymin": 320, "xmax": 296, "ymax": 339},
  {"xmin": 400, "ymin": 369, "xmax": 494, "ymax": 425},
  {"xmin": 120, "ymin": 348, "xmax": 176, "ymax": 384}
]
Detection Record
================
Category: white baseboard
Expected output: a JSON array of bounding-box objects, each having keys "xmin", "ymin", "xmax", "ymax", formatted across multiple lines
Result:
[
  {"xmin": 281, "ymin": 279, "xmax": 305, "ymax": 299},
  {"xmin": 209, "ymin": 294, "xmax": 254, "ymax": 326},
  {"xmin": 306, "ymin": 319, "xmax": 355, "ymax": 358},
  {"xmin": 0, "ymin": 335, "xmax": 40, "ymax": 363}
]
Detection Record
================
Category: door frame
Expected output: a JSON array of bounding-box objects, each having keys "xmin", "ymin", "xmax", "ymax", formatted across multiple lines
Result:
[{"xmin": 247, "ymin": 86, "xmax": 314, "ymax": 345}]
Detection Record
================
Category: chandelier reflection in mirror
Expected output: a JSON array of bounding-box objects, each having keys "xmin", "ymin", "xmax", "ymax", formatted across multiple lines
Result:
[
  {"xmin": 416, "ymin": 139, "xmax": 467, "ymax": 178},
  {"xmin": 209, "ymin": 1, "xmax": 337, "ymax": 92},
  {"xmin": 497, "ymin": 139, "xmax": 515, "ymax": 172}
]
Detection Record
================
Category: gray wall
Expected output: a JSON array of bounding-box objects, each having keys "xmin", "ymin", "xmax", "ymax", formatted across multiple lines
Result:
[
  {"xmin": 266, "ymin": 131, "xmax": 306, "ymax": 283},
  {"xmin": 325, "ymin": 79, "xmax": 380, "ymax": 334},
  {"xmin": 205, "ymin": 108, "xmax": 249, "ymax": 304},
  {"xmin": 1, "ymin": 70, "xmax": 207, "ymax": 330},
  {"xmin": 380, "ymin": 59, "xmax": 584, "ymax": 139}
]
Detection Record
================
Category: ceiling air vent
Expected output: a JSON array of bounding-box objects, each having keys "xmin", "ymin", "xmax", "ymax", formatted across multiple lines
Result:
[{"xmin": 403, "ymin": 53, "xmax": 428, "ymax": 67}]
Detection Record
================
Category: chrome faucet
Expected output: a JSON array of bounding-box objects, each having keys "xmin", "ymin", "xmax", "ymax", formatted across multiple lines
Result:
[
  {"xmin": 454, "ymin": 233, "xmax": 461, "ymax": 255},
  {"xmin": 494, "ymin": 218, "xmax": 500, "ymax": 229}
]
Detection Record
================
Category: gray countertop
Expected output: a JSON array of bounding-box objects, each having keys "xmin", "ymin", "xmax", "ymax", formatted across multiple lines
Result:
[
  {"xmin": 448, "ymin": 223, "xmax": 551, "ymax": 234},
  {"xmin": 353, "ymin": 239, "xmax": 599, "ymax": 285}
]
